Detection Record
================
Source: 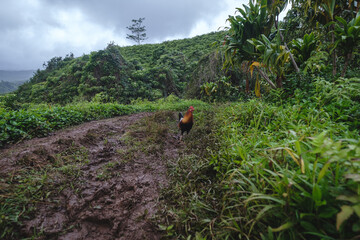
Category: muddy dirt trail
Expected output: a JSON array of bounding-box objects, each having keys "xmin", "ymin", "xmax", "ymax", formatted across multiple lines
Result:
[{"xmin": 0, "ymin": 112, "xmax": 182, "ymax": 239}]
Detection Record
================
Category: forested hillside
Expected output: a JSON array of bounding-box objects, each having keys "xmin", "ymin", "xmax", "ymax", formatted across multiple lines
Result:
[
  {"xmin": 12, "ymin": 32, "xmax": 225, "ymax": 105},
  {"xmin": 1, "ymin": 0, "xmax": 360, "ymax": 239}
]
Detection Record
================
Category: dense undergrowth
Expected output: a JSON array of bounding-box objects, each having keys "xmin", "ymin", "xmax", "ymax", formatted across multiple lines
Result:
[
  {"xmin": 0, "ymin": 96, "xmax": 208, "ymax": 147},
  {"xmin": 162, "ymin": 77, "xmax": 360, "ymax": 239}
]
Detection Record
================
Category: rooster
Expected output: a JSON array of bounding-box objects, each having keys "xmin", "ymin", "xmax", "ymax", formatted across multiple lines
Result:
[{"xmin": 178, "ymin": 106, "xmax": 194, "ymax": 140}]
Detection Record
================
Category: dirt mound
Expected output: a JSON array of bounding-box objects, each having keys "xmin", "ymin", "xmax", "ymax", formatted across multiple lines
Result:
[{"xmin": 0, "ymin": 112, "xmax": 182, "ymax": 239}]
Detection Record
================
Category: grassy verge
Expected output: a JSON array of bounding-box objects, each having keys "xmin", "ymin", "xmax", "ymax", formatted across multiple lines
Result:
[
  {"xmin": 159, "ymin": 105, "xmax": 222, "ymax": 238},
  {"xmin": 0, "ymin": 95, "xmax": 209, "ymax": 147},
  {"xmin": 161, "ymin": 79, "xmax": 360, "ymax": 239},
  {"xmin": 210, "ymin": 100, "xmax": 359, "ymax": 239}
]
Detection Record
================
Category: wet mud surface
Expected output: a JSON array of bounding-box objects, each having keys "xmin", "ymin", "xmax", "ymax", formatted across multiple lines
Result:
[{"xmin": 0, "ymin": 112, "xmax": 182, "ymax": 239}]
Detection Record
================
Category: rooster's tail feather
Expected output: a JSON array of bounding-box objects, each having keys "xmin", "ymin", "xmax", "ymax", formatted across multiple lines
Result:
[{"xmin": 179, "ymin": 112, "xmax": 183, "ymax": 121}]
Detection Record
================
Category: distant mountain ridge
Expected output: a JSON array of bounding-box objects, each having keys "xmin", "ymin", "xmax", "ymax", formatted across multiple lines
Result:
[
  {"xmin": 0, "ymin": 80, "xmax": 24, "ymax": 94},
  {"xmin": 0, "ymin": 70, "xmax": 34, "ymax": 94},
  {"xmin": 0, "ymin": 70, "xmax": 35, "ymax": 82}
]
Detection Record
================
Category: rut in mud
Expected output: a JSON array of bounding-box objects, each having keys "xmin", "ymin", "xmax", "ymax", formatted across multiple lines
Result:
[{"xmin": 0, "ymin": 111, "xmax": 183, "ymax": 239}]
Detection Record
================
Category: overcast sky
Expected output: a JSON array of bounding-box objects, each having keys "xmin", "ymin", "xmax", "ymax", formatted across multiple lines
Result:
[{"xmin": 0, "ymin": 0, "xmax": 289, "ymax": 70}]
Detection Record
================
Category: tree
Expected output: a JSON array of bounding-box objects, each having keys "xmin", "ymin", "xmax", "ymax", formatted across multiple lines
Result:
[
  {"xmin": 248, "ymin": 34, "xmax": 290, "ymax": 88},
  {"xmin": 332, "ymin": 11, "xmax": 360, "ymax": 77},
  {"xmin": 126, "ymin": 18, "xmax": 148, "ymax": 45},
  {"xmin": 267, "ymin": 0, "xmax": 300, "ymax": 73},
  {"xmin": 291, "ymin": 0, "xmax": 359, "ymax": 76},
  {"xmin": 223, "ymin": 0, "xmax": 278, "ymax": 89},
  {"xmin": 289, "ymin": 32, "xmax": 319, "ymax": 64}
]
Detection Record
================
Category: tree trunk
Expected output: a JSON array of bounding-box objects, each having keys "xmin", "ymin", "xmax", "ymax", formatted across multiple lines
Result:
[
  {"xmin": 246, "ymin": 75, "xmax": 250, "ymax": 94},
  {"xmin": 341, "ymin": 53, "xmax": 352, "ymax": 77},
  {"xmin": 276, "ymin": 75, "xmax": 283, "ymax": 88},
  {"xmin": 245, "ymin": 62, "xmax": 250, "ymax": 94},
  {"xmin": 331, "ymin": 25, "xmax": 337, "ymax": 76},
  {"xmin": 256, "ymin": 67, "xmax": 277, "ymax": 89},
  {"xmin": 332, "ymin": 50, "xmax": 337, "ymax": 76},
  {"xmin": 275, "ymin": 16, "xmax": 300, "ymax": 73}
]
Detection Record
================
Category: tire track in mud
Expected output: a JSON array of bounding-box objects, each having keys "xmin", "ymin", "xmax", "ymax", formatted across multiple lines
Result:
[{"xmin": 0, "ymin": 112, "xmax": 182, "ymax": 239}]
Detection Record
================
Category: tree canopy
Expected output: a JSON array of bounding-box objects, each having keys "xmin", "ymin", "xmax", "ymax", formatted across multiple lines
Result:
[{"xmin": 126, "ymin": 17, "xmax": 148, "ymax": 45}]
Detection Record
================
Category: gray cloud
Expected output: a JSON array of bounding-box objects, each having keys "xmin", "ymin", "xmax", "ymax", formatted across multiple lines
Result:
[
  {"xmin": 0, "ymin": 0, "xmax": 242, "ymax": 70},
  {"xmin": 45, "ymin": 0, "xmax": 222, "ymax": 36}
]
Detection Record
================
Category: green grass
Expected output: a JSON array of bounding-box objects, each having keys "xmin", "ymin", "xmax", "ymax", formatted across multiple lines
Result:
[
  {"xmin": 0, "ymin": 95, "xmax": 209, "ymax": 147},
  {"xmin": 209, "ymin": 100, "xmax": 360, "ymax": 239},
  {"xmin": 160, "ymin": 78, "xmax": 360, "ymax": 239}
]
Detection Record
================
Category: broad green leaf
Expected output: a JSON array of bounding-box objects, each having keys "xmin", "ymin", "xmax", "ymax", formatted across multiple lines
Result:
[
  {"xmin": 256, "ymin": 205, "xmax": 277, "ymax": 221},
  {"xmin": 337, "ymin": 205, "xmax": 354, "ymax": 230},
  {"xmin": 318, "ymin": 206, "xmax": 338, "ymax": 218},
  {"xmin": 352, "ymin": 204, "xmax": 360, "ymax": 217},
  {"xmin": 312, "ymin": 183, "xmax": 322, "ymax": 203},
  {"xmin": 303, "ymin": 232, "xmax": 337, "ymax": 240},
  {"xmin": 245, "ymin": 193, "xmax": 285, "ymax": 205},
  {"xmin": 300, "ymin": 220, "xmax": 318, "ymax": 232},
  {"xmin": 345, "ymin": 174, "xmax": 360, "ymax": 182},
  {"xmin": 271, "ymin": 221, "xmax": 294, "ymax": 232},
  {"xmin": 317, "ymin": 161, "xmax": 331, "ymax": 183},
  {"xmin": 311, "ymin": 132, "xmax": 327, "ymax": 152},
  {"xmin": 353, "ymin": 221, "xmax": 360, "ymax": 232},
  {"xmin": 335, "ymin": 16, "xmax": 348, "ymax": 27},
  {"xmin": 158, "ymin": 224, "xmax": 168, "ymax": 231}
]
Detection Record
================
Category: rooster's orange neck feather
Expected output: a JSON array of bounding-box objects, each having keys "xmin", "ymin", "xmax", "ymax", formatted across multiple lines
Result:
[{"xmin": 182, "ymin": 110, "xmax": 193, "ymax": 123}]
